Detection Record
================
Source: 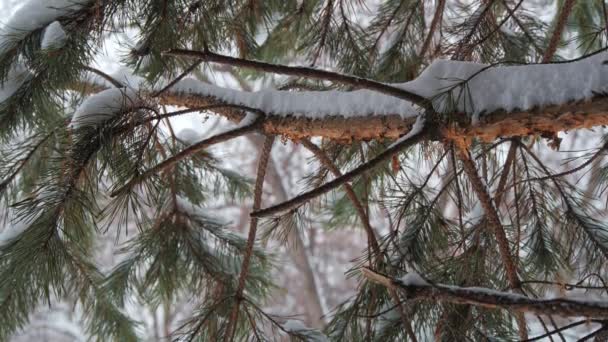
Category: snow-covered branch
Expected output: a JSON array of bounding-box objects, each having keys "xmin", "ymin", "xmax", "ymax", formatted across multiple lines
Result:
[
  {"xmin": 68, "ymin": 50, "xmax": 608, "ymax": 143},
  {"xmin": 362, "ymin": 269, "xmax": 608, "ymax": 319}
]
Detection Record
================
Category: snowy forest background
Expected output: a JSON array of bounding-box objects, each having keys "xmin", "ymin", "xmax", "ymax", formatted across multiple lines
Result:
[{"xmin": 1, "ymin": 0, "xmax": 608, "ymax": 341}]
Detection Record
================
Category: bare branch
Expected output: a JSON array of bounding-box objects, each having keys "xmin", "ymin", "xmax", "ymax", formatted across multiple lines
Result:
[{"xmin": 251, "ymin": 122, "xmax": 429, "ymax": 217}]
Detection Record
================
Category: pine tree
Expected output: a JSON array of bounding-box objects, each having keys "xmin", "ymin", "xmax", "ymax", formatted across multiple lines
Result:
[{"xmin": 1, "ymin": 0, "xmax": 608, "ymax": 340}]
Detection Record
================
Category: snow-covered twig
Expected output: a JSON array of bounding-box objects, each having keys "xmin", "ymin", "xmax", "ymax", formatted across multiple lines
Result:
[{"xmin": 361, "ymin": 268, "xmax": 608, "ymax": 318}]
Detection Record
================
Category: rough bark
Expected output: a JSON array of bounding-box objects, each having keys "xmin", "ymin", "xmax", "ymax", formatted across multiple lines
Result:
[
  {"xmin": 362, "ymin": 269, "xmax": 608, "ymax": 319},
  {"xmin": 75, "ymin": 80, "xmax": 608, "ymax": 144}
]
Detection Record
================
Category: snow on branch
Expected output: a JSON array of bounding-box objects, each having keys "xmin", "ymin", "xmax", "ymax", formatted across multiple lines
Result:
[
  {"xmin": 69, "ymin": 87, "xmax": 142, "ymax": 128},
  {"xmin": 166, "ymin": 49, "xmax": 608, "ymax": 121},
  {"xmin": 0, "ymin": 0, "xmax": 88, "ymax": 53},
  {"xmin": 361, "ymin": 268, "xmax": 608, "ymax": 319},
  {"xmin": 71, "ymin": 50, "xmax": 608, "ymax": 142}
]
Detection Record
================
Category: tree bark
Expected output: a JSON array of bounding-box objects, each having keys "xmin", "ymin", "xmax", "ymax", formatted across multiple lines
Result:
[
  {"xmin": 76, "ymin": 80, "xmax": 608, "ymax": 143},
  {"xmin": 362, "ymin": 269, "xmax": 608, "ymax": 319}
]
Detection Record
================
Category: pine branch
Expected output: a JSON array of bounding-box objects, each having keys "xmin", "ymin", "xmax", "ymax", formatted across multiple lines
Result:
[
  {"xmin": 251, "ymin": 121, "xmax": 428, "ymax": 217},
  {"xmin": 110, "ymin": 119, "xmax": 262, "ymax": 198},
  {"xmin": 311, "ymin": 0, "xmax": 334, "ymax": 66},
  {"xmin": 300, "ymin": 138, "xmax": 419, "ymax": 341},
  {"xmin": 458, "ymin": 144, "xmax": 530, "ymax": 337},
  {"xmin": 513, "ymin": 141, "xmax": 607, "ymax": 185},
  {"xmin": 225, "ymin": 135, "xmax": 274, "ymax": 342},
  {"xmin": 162, "ymin": 48, "xmax": 429, "ymax": 106},
  {"xmin": 452, "ymin": 0, "xmax": 497, "ymax": 60},
  {"xmin": 419, "ymin": 0, "xmax": 445, "ymax": 59},
  {"xmin": 501, "ymin": 0, "xmax": 544, "ymax": 56},
  {"xmin": 518, "ymin": 142, "xmax": 608, "ymax": 261},
  {"xmin": 361, "ymin": 269, "xmax": 608, "ymax": 318},
  {"xmin": 543, "ymin": 0, "xmax": 578, "ymax": 62},
  {"xmin": 300, "ymin": 139, "xmax": 380, "ymax": 255},
  {"xmin": 459, "ymin": 151, "xmax": 521, "ymax": 289}
]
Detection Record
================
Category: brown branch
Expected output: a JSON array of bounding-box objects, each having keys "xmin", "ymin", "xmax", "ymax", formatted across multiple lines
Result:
[
  {"xmin": 300, "ymin": 139, "xmax": 380, "ymax": 255},
  {"xmin": 543, "ymin": 0, "xmax": 577, "ymax": 62},
  {"xmin": 110, "ymin": 120, "xmax": 261, "ymax": 197},
  {"xmin": 493, "ymin": 141, "xmax": 518, "ymax": 206},
  {"xmin": 225, "ymin": 135, "xmax": 275, "ymax": 342},
  {"xmin": 361, "ymin": 269, "xmax": 608, "ymax": 318},
  {"xmin": 73, "ymin": 74, "xmax": 608, "ymax": 143},
  {"xmin": 251, "ymin": 123, "xmax": 429, "ymax": 217},
  {"xmin": 162, "ymin": 49, "xmax": 429, "ymax": 106},
  {"xmin": 81, "ymin": 66, "xmax": 125, "ymax": 88},
  {"xmin": 419, "ymin": 0, "xmax": 445, "ymax": 60},
  {"xmin": 459, "ymin": 151, "xmax": 521, "ymax": 290}
]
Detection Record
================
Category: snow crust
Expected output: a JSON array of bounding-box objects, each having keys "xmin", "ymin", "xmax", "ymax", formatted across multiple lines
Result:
[
  {"xmin": 400, "ymin": 272, "xmax": 429, "ymax": 286},
  {"xmin": 171, "ymin": 77, "xmax": 421, "ymax": 119},
  {"xmin": 70, "ymin": 87, "xmax": 140, "ymax": 128},
  {"xmin": 41, "ymin": 21, "xmax": 67, "ymax": 50},
  {"xmin": 168, "ymin": 51, "xmax": 608, "ymax": 121},
  {"xmin": 400, "ymin": 51, "xmax": 608, "ymax": 118},
  {"xmin": 73, "ymin": 51, "xmax": 608, "ymax": 123},
  {"xmin": 0, "ymin": 0, "xmax": 88, "ymax": 54}
]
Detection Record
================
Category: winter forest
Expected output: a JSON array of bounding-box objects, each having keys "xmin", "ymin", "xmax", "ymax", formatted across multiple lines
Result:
[{"xmin": 2, "ymin": 0, "xmax": 608, "ymax": 341}]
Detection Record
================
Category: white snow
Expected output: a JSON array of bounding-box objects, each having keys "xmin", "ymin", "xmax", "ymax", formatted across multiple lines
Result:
[
  {"xmin": 282, "ymin": 319, "xmax": 329, "ymax": 342},
  {"xmin": 400, "ymin": 51, "xmax": 608, "ymax": 118},
  {"xmin": 400, "ymin": 272, "xmax": 428, "ymax": 286},
  {"xmin": 0, "ymin": 0, "xmax": 89, "ymax": 54},
  {"xmin": 282, "ymin": 319, "xmax": 308, "ymax": 332},
  {"xmin": 41, "ymin": 20, "xmax": 66, "ymax": 50},
  {"xmin": 171, "ymin": 77, "xmax": 421, "ymax": 120},
  {"xmin": 169, "ymin": 51, "xmax": 608, "ymax": 121},
  {"xmin": 74, "ymin": 50, "xmax": 608, "ymax": 125},
  {"xmin": 70, "ymin": 87, "xmax": 140, "ymax": 128},
  {"xmin": 0, "ymin": 218, "xmax": 29, "ymax": 247},
  {"xmin": 388, "ymin": 115, "xmax": 425, "ymax": 148},
  {"xmin": 176, "ymin": 128, "xmax": 201, "ymax": 145},
  {"xmin": 0, "ymin": 65, "xmax": 32, "ymax": 103}
]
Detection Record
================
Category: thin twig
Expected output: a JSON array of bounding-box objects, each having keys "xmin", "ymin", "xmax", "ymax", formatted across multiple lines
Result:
[
  {"xmin": 251, "ymin": 124, "xmax": 429, "ymax": 217},
  {"xmin": 543, "ymin": 0, "xmax": 577, "ymax": 62},
  {"xmin": 163, "ymin": 49, "xmax": 429, "ymax": 107},
  {"xmin": 110, "ymin": 120, "xmax": 262, "ymax": 198},
  {"xmin": 225, "ymin": 135, "xmax": 275, "ymax": 342},
  {"xmin": 361, "ymin": 268, "xmax": 608, "ymax": 318}
]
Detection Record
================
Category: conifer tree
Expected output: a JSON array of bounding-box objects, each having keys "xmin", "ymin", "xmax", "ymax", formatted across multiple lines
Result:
[{"xmin": 1, "ymin": 0, "xmax": 608, "ymax": 340}]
